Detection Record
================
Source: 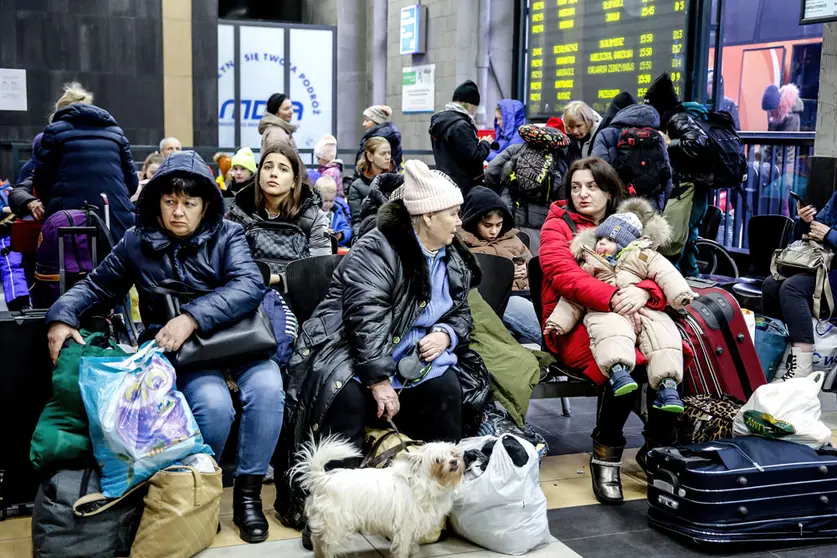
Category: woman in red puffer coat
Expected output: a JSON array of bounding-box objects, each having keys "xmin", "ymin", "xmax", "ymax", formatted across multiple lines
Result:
[{"xmin": 539, "ymin": 157, "xmax": 680, "ymax": 506}]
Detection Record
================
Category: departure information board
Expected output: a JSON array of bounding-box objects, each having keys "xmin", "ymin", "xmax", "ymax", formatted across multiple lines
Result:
[{"xmin": 526, "ymin": 0, "xmax": 688, "ymax": 119}]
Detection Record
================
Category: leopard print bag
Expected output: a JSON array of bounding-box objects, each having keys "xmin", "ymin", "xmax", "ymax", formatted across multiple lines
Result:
[{"xmin": 677, "ymin": 394, "xmax": 744, "ymax": 444}]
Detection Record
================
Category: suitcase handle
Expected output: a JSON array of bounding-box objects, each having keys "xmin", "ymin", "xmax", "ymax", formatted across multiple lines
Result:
[{"xmin": 651, "ymin": 468, "xmax": 680, "ymax": 496}]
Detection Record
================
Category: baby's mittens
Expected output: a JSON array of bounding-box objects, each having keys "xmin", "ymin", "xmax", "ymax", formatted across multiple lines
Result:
[{"xmin": 671, "ymin": 290, "xmax": 699, "ymax": 309}]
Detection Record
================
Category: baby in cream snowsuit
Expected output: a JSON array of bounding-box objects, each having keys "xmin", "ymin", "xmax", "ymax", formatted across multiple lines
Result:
[{"xmin": 545, "ymin": 198, "xmax": 696, "ymax": 412}]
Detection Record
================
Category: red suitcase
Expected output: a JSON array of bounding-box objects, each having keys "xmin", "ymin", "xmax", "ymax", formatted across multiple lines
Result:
[{"xmin": 672, "ymin": 287, "xmax": 765, "ymax": 401}]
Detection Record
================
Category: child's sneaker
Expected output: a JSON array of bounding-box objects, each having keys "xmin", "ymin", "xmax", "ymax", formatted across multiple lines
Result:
[
  {"xmin": 653, "ymin": 379, "xmax": 684, "ymax": 413},
  {"xmin": 609, "ymin": 364, "xmax": 638, "ymax": 396}
]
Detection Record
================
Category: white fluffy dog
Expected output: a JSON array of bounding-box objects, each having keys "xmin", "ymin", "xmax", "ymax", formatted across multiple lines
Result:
[{"xmin": 291, "ymin": 435, "xmax": 465, "ymax": 558}]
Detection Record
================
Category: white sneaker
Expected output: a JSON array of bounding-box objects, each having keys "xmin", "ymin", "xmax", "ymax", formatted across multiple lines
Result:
[{"xmin": 772, "ymin": 347, "xmax": 814, "ymax": 383}]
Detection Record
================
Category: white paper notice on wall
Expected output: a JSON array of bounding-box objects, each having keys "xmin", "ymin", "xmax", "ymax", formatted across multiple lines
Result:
[
  {"xmin": 0, "ymin": 69, "xmax": 27, "ymax": 111},
  {"xmin": 402, "ymin": 64, "xmax": 435, "ymax": 114}
]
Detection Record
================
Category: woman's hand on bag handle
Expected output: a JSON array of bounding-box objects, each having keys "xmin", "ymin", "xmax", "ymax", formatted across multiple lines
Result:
[
  {"xmin": 611, "ymin": 285, "xmax": 650, "ymax": 316},
  {"xmin": 155, "ymin": 314, "xmax": 198, "ymax": 353},
  {"xmin": 809, "ymin": 221, "xmax": 830, "ymax": 243},
  {"xmin": 798, "ymin": 201, "xmax": 817, "ymax": 224},
  {"xmin": 370, "ymin": 380, "xmax": 400, "ymax": 420},
  {"xmin": 47, "ymin": 323, "xmax": 85, "ymax": 363}
]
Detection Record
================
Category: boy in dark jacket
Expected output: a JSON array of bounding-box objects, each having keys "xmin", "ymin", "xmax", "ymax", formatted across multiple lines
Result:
[
  {"xmin": 645, "ymin": 73, "xmax": 712, "ymax": 277},
  {"xmin": 459, "ymin": 186, "xmax": 540, "ymax": 346},
  {"xmin": 429, "ymin": 80, "xmax": 492, "ymax": 195}
]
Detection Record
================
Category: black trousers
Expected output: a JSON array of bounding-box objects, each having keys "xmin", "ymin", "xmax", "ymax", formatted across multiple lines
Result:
[
  {"xmin": 761, "ymin": 274, "xmax": 825, "ymax": 345},
  {"xmin": 592, "ymin": 367, "xmax": 677, "ymax": 448},
  {"xmin": 320, "ymin": 368, "xmax": 463, "ymax": 453}
]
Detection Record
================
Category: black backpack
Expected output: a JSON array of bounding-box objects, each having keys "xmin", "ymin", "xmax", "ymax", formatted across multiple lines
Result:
[
  {"xmin": 614, "ymin": 127, "xmax": 671, "ymax": 197},
  {"xmin": 508, "ymin": 145, "xmax": 555, "ymax": 204},
  {"xmin": 508, "ymin": 145, "xmax": 565, "ymax": 205},
  {"xmin": 686, "ymin": 109, "xmax": 748, "ymax": 189}
]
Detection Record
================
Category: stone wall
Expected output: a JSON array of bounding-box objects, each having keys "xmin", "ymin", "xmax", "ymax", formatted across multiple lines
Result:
[
  {"xmin": 0, "ymin": 0, "xmax": 165, "ymax": 149},
  {"xmin": 385, "ymin": 0, "xmax": 515, "ymax": 153}
]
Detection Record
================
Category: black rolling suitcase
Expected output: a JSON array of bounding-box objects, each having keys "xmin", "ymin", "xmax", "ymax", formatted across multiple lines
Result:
[
  {"xmin": 0, "ymin": 308, "xmax": 52, "ymax": 519},
  {"xmin": 647, "ymin": 437, "xmax": 837, "ymax": 546}
]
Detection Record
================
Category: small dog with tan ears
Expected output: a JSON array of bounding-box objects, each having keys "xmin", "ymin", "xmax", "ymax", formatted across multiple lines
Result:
[{"xmin": 291, "ymin": 435, "xmax": 465, "ymax": 558}]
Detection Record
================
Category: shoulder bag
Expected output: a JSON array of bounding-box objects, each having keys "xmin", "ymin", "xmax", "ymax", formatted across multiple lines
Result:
[
  {"xmin": 770, "ymin": 238, "xmax": 835, "ymax": 319},
  {"xmin": 152, "ymin": 280, "xmax": 277, "ymax": 370}
]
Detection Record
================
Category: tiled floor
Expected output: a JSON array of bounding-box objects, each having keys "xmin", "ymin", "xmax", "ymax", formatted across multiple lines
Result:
[{"xmin": 5, "ymin": 398, "xmax": 837, "ymax": 557}]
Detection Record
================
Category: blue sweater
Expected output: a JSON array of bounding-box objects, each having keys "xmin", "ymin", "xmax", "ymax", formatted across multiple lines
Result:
[{"xmin": 390, "ymin": 241, "xmax": 459, "ymax": 389}]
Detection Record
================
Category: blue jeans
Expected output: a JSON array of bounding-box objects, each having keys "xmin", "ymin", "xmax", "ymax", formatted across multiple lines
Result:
[
  {"xmin": 177, "ymin": 358, "xmax": 285, "ymax": 476},
  {"xmin": 503, "ymin": 295, "xmax": 542, "ymax": 345}
]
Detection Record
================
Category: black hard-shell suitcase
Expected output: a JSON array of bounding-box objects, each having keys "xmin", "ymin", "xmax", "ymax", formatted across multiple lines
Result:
[
  {"xmin": 0, "ymin": 309, "xmax": 52, "ymax": 519},
  {"xmin": 647, "ymin": 437, "xmax": 837, "ymax": 545}
]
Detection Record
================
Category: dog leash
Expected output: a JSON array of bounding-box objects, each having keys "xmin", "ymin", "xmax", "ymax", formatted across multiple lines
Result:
[{"xmin": 388, "ymin": 418, "xmax": 407, "ymax": 446}]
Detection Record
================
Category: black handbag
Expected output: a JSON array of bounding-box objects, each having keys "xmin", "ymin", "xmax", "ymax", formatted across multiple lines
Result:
[{"xmin": 153, "ymin": 281, "xmax": 277, "ymax": 370}]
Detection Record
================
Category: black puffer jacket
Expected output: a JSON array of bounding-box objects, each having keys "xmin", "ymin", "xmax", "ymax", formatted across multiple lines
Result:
[
  {"xmin": 347, "ymin": 173, "xmax": 374, "ymax": 235},
  {"xmin": 645, "ymin": 73, "xmax": 711, "ymax": 183},
  {"xmin": 429, "ymin": 105, "xmax": 491, "ymax": 195},
  {"xmin": 46, "ymin": 151, "xmax": 266, "ymax": 336},
  {"xmin": 273, "ymin": 199, "xmax": 481, "ymax": 529},
  {"xmin": 356, "ymin": 172, "xmax": 405, "ymax": 240},
  {"xmin": 225, "ymin": 181, "xmax": 332, "ymax": 274}
]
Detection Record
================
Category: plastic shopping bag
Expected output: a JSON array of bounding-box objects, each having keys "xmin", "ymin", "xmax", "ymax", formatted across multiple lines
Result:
[
  {"xmin": 813, "ymin": 320, "xmax": 837, "ymax": 375},
  {"xmin": 733, "ymin": 371, "xmax": 832, "ymax": 449},
  {"xmin": 754, "ymin": 316, "xmax": 789, "ymax": 381},
  {"xmin": 776, "ymin": 319, "xmax": 837, "ymax": 380},
  {"xmin": 79, "ymin": 341, "xmax": 212, "ymax": 498},
  {"xmin": 450, "ymin": 435, "xmax": 551, "ymax": 555}
]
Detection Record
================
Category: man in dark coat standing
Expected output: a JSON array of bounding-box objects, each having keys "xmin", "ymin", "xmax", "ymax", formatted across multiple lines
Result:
[{"xmin": 429, "ymin": 80, "xmax": 491, "ymax": 195}]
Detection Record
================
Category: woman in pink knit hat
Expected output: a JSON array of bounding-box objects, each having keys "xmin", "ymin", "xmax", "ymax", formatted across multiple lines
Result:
[
  {"xmin": 355, "ymin": 104, "xmax": 403, "ymax": 171},
  {"xmin": 275, "ymin": 160, "xmax": 483, "ymax": 531}
]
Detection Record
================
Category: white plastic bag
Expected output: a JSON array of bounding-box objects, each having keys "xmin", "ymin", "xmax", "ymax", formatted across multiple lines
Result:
[
  {"xmin": 733, "ymin": 371, "xmax": 832, "ymax": 449},
  {"xmin": 450, "ymin": 435, "xmax": 550, "ymax": 555},
  {"xmin": 813, "ymin": 320, "xmax": 837, "ymax": 375}
]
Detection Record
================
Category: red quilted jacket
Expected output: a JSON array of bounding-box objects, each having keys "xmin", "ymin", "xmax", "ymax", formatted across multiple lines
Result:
[{"xmin": 539, "ymin": 201, "xmax": 668, "ymax": 383}]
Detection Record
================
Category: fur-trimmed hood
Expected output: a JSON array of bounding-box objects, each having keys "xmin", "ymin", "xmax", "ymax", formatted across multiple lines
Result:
[
  {"xmin": 376, "ymin": 199, "xmax": 482, "ymax": 301},
  {"xmin": 569, "ymin": 197, "xmax": 672, "ymax": 259}
]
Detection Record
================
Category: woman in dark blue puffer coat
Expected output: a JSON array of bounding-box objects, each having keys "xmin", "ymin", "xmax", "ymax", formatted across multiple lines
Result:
[
  {"xmin": 45, "ymin": 151, "xmax": 284, "ymax": 545},
  {"xmin": 9, "ymin": 82, "xmax": 138, "ymax": 243}
]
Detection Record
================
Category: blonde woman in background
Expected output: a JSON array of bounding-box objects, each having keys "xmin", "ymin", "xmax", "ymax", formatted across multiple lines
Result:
[
  {"xmin": 348, "ymin": 136, "xmax": 393, "ymax": 234},
  {"xmin": 563, "ymin": 100, "xmax": 602, "ymax": 164},
  {"xmin": 9, "ymin": 82, "xmax": 138, "ymax": 243}
]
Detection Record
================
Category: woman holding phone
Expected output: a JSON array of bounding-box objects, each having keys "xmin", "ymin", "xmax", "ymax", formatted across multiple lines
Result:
[{"xmin": 762, "ymin": 192, "xmax": 837, "ymax": 383}]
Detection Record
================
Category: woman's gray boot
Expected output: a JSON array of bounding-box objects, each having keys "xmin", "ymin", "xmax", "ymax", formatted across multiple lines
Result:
[{"xmin": 590, "ymin": 442, "xmax": 625, "ymax": 504}]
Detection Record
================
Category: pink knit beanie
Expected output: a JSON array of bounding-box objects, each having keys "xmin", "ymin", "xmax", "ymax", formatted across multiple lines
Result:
[{"xmin": 402, "ymin": 160, "xmax": 463, "ymax": 215}]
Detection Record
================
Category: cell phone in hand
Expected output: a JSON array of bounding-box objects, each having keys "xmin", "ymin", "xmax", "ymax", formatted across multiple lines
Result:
[
  {"xmin": 789, "ymin": 190, "xmax": 808, "ymax": 207},
  {"xmin": 513, "ymin": 256, "xmax": 527, "ymax": 265}
]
